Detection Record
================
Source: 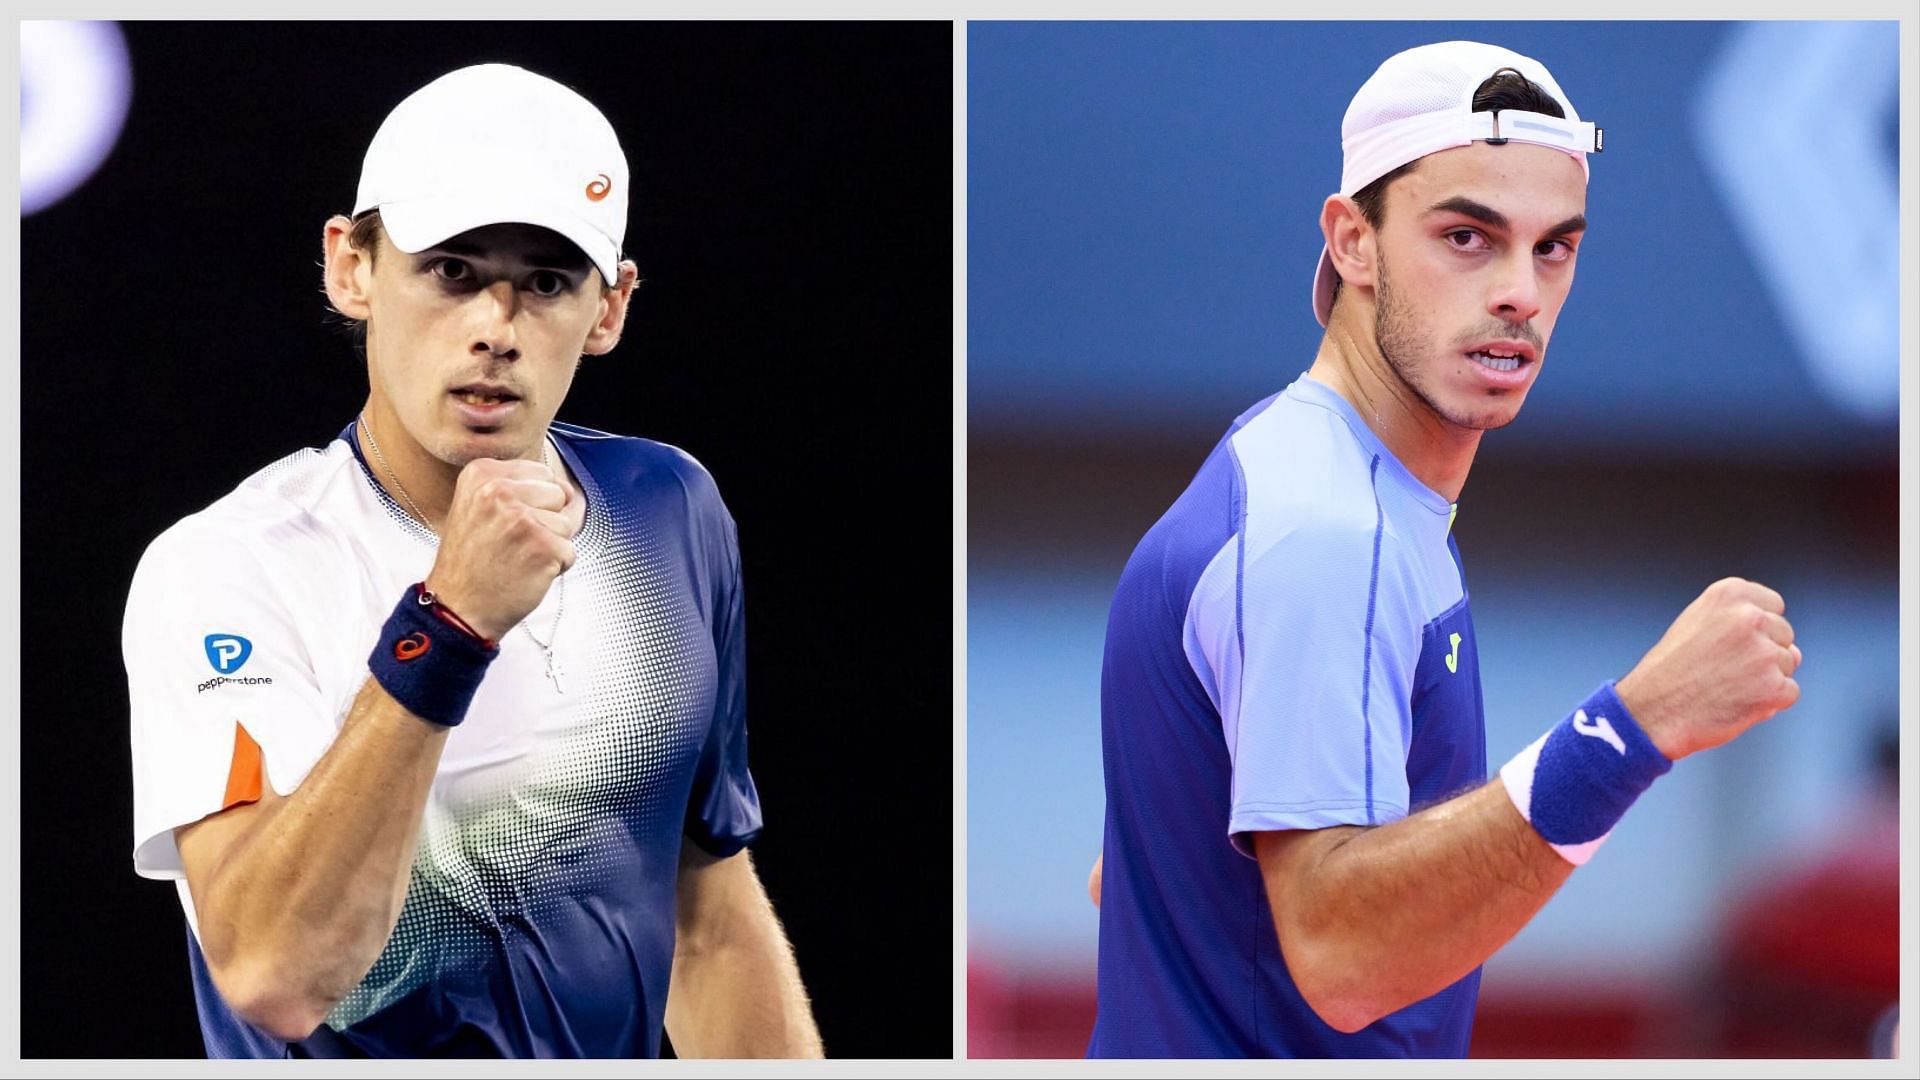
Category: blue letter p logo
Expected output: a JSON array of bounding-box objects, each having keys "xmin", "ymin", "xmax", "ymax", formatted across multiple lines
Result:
[{"xmin": 204, "ymin": 634, "xmax": 252, "ymax": 674}]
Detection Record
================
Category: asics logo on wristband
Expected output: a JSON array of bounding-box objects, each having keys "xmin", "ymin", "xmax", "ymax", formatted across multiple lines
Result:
[
  {"xmin": 395, "ymin": 632, "xmax": 432, "ymax": 661},
  {"xmin": 371, "ymin": 584, "xmax": 497, "ymax": 727},
  {"xmin": 1572, "ymin": 708, "xmax": 1627, "ymax": 755}
]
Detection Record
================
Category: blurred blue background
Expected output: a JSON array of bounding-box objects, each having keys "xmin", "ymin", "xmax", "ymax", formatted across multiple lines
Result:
[
  {"xmin": 970, "ymin": 20, "xmax": 1899, "ymax": 453},
  {"xmin": 968, "ymin": 20, "xmax": 1902, "ymax": 1058}
]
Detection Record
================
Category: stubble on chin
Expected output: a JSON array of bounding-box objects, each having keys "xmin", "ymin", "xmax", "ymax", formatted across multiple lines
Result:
[{"xmin": 1373, "ymin": 257, "xmax": 1518, "ymax": 433}]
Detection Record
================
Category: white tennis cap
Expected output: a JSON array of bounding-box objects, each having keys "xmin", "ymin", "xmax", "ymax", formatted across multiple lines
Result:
[
  {"xmin": 1312, "ymin": 41, "xmax": 1600, "ymax": 327},
  {"xmin": 353, "ymin": 64, "xmax": 628, "ymax": 286}
]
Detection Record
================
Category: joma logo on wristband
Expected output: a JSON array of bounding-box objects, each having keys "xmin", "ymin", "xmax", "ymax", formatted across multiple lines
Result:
[{"xmin": 1571, "ymin": 709, "xmax": 1626, "ymax": 755}]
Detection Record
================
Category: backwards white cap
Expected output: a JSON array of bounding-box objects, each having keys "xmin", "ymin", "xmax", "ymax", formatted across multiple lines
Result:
[
  {"xmin": 1312, "ymin": 41, "xmax": 1601, "ymax": 327},
  {"xmin": 354, "ymin": 64, "xmax": 628, "ymax": 286}
]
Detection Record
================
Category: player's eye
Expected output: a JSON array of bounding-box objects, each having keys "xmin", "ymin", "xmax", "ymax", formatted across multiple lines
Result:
[
  {"xmin": 527, "ymin": 270, "xmax": 571, "ymax": 297},
  {"xmin": 1443, "ymin": 229, "xmax": 1489, "ymax": 252},
  {"xmin": 1535, "ymin": 239, "xmax": 1575, "ymax": 262},
  {"xmin": 428, "ymin": 257, "xmax": 474, "ymax": 284}
]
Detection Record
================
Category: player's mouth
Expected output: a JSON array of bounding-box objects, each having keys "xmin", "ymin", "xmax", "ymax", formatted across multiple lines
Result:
[
  {"xmin": 1464, "ymin": 340, "xmax": 1537, "ymax": 387},
  {"xmin": 449, "ymin": 384, "xmax": 522, "ymax": 426}
]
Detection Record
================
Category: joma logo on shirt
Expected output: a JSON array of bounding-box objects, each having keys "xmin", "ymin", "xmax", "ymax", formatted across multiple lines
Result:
[{"xmin": 1444, "ymin": 632, "xmax": 1462, "ymax": 674}]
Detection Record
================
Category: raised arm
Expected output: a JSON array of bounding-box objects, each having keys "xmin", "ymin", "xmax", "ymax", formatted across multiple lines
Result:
[
  {"xmin": 176, "ymin": 676, "xmax": 453, "ymax": 1039},
  {"xmin": 1254, "ymin": 778, "xmax": 1566, "ymax": 1032},
  {"xmin": 172, "ymin": 455, "xmax": 574, "ymax": 1040},
  {"xmin": 1259, "ymin": 577, "xmax": 1801, "ymax": 1033}
]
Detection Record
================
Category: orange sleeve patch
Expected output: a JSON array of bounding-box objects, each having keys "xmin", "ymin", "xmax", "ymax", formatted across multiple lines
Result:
[{"xmin": 221, "ymin": 722, "xmax": 264, "ymax": 810}]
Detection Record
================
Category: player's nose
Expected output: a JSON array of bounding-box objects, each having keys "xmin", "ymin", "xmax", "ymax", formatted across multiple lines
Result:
[
  {"xmin": 470, "ymin": 280, "xmax": 521, "ymax": 360},
  {"xmin": 1487, "ymin": 253, "xmax": 1543, "ymax": 323}
]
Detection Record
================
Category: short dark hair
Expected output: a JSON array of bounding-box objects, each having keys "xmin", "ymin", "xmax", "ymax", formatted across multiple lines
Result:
[
  {"xmin": 348, "ymin": 209, "xmax": 386, "ymax": 265},
  {"xmin": 1331, "ymin": 67, "xmax": 1569, "ymax": 305}
]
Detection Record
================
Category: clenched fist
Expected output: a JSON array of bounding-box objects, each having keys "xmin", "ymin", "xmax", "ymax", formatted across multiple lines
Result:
[
  {"xmin": 1614, "ymin": 577, "xmax": 1802, "ymax": 762},
  {"xmin": 422, "ymin": 456, "xmax": 575, "ymax": 641}
]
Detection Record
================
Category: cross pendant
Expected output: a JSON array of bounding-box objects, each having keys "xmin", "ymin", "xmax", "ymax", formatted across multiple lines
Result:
[{"xmin": 543, "ymin": 649, "xmax": 566, "ymax": 694}]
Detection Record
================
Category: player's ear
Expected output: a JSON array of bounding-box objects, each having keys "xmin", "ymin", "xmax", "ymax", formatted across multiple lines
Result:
[
  {"xmin": 1321, "ymin": 194, "xmax": 1377, "ymax": 293},
  {"xmin": 323, "ymin": 215, "xmax": 374, "ymax": 321},
  {"xmin": 582, "ymin": 259, "xmax": 639, "ymax": 356}
]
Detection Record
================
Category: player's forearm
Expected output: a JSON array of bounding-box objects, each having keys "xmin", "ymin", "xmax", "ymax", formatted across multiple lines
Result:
[
  {"xmin": 192, "ymin": 676, "xmax": 449, "ymax": 1035},
  {"xmin": 1260, "ymin": 778, "xmax": 1571, "ymax": 1033},
  {"xmin": 665, "ymin": 872, "xmax": 823, "ymax": 1057}
]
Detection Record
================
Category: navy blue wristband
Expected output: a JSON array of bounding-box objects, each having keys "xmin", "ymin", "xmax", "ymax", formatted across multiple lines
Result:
[
  {"xmin": 1499, "ymin": 681, "xmax": 1673, "ymax": 865},
  {"xmin": 367, "ymin": 585, "xmax": 499, "ymax": 726}
]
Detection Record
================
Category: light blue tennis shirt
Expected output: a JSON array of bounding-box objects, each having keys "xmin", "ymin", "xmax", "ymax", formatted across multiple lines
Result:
[{"xmin": 1090, "ymin": 374, "xmax": 1487, "ymax": 1058}]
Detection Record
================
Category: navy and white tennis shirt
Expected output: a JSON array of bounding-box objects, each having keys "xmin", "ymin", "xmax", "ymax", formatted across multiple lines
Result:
[
  {"xmin": 1089, "ymin": 374, "xmax": 1487, "ymax": 1058},
  {"xmin": 126, "ymin": 420, "xmax": 760, "ymax": 1057}
]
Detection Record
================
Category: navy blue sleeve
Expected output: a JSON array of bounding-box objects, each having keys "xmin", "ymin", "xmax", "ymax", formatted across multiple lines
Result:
[{"xmin": 681, "ymin": 477, "xmax": 763, "ymax": 857}]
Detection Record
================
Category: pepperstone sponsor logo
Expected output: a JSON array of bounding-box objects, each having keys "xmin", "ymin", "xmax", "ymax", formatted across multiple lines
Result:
[
  {"xmin": 198, "ymin": 674, "xmax": 274, "ymax": 694},
  {"xmin": 199, "ymin": 633, "xmax": 270, "ymax": 692},
  {"xmin": 204, "ymin": 633, "xmax": 252, "ymax": 674}
]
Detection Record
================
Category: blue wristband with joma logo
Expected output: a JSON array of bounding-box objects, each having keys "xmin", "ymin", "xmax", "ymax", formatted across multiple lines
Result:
[{"xmin": 1499, "ymin": 681, "xmax": 1672, "ymax": 865}]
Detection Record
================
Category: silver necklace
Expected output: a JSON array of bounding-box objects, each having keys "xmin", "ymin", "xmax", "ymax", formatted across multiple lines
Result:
[{"xmin": 360, "ymin": 413, "xmax": 569, "ymax": 693}]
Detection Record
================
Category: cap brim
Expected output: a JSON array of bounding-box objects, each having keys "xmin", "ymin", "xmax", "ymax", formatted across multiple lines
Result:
[
  {"xmin": 376, "ymin": 195, "xmax": 622, "ymax": 288},
  {"xmin": 1312, "ymin": 244, "xmax": 1337, "ymax": 328}
]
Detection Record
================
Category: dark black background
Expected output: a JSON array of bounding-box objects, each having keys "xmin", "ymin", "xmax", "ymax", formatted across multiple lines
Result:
[{"xmin": 21, "ymin": 21, "xmax": 952, "ymax": 1058}]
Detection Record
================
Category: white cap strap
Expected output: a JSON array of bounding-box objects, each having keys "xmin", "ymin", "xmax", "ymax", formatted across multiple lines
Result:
[{"xmin": 1468, "ymin": 109, "xmax": 1601, "ymax": 154}]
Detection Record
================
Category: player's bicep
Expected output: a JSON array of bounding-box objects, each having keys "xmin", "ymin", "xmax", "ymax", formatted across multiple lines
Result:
[
  {"xmin": 674, "ymin": 842, "xmax": 768, "ymax": 954},
  {"xmin": 1252, "ymin": 827, "xmax": 1355, "ymax": 899},
  {"xmin": 1252, "ymin": 826, "xmax": 1361, "ymax": 946},
  {"xmin": 175, "ymin": 782, "xmax": 281, "ymax": 894},
  {"xmin": 174, "ymin": 766, "xmax": 286, "ymax": 964}
]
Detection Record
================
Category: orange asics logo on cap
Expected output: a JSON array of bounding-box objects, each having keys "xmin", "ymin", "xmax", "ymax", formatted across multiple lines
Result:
[
  {"xmin": 586, "ymin": 173, "xmax": 612, "ymax": 202},
  {"xmin": 395, "ymin": 632, "xmax": 431, "ymax": 661}
]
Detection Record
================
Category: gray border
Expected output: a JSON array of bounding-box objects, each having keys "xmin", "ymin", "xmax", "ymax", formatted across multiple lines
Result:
[
  {"xmin": 953, "ymin": 16, "xmax": 971, "ymax": 1066},
  {"xmin": 4, "ymin": 18, "xmax": 20, "ymax": 1071}
]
